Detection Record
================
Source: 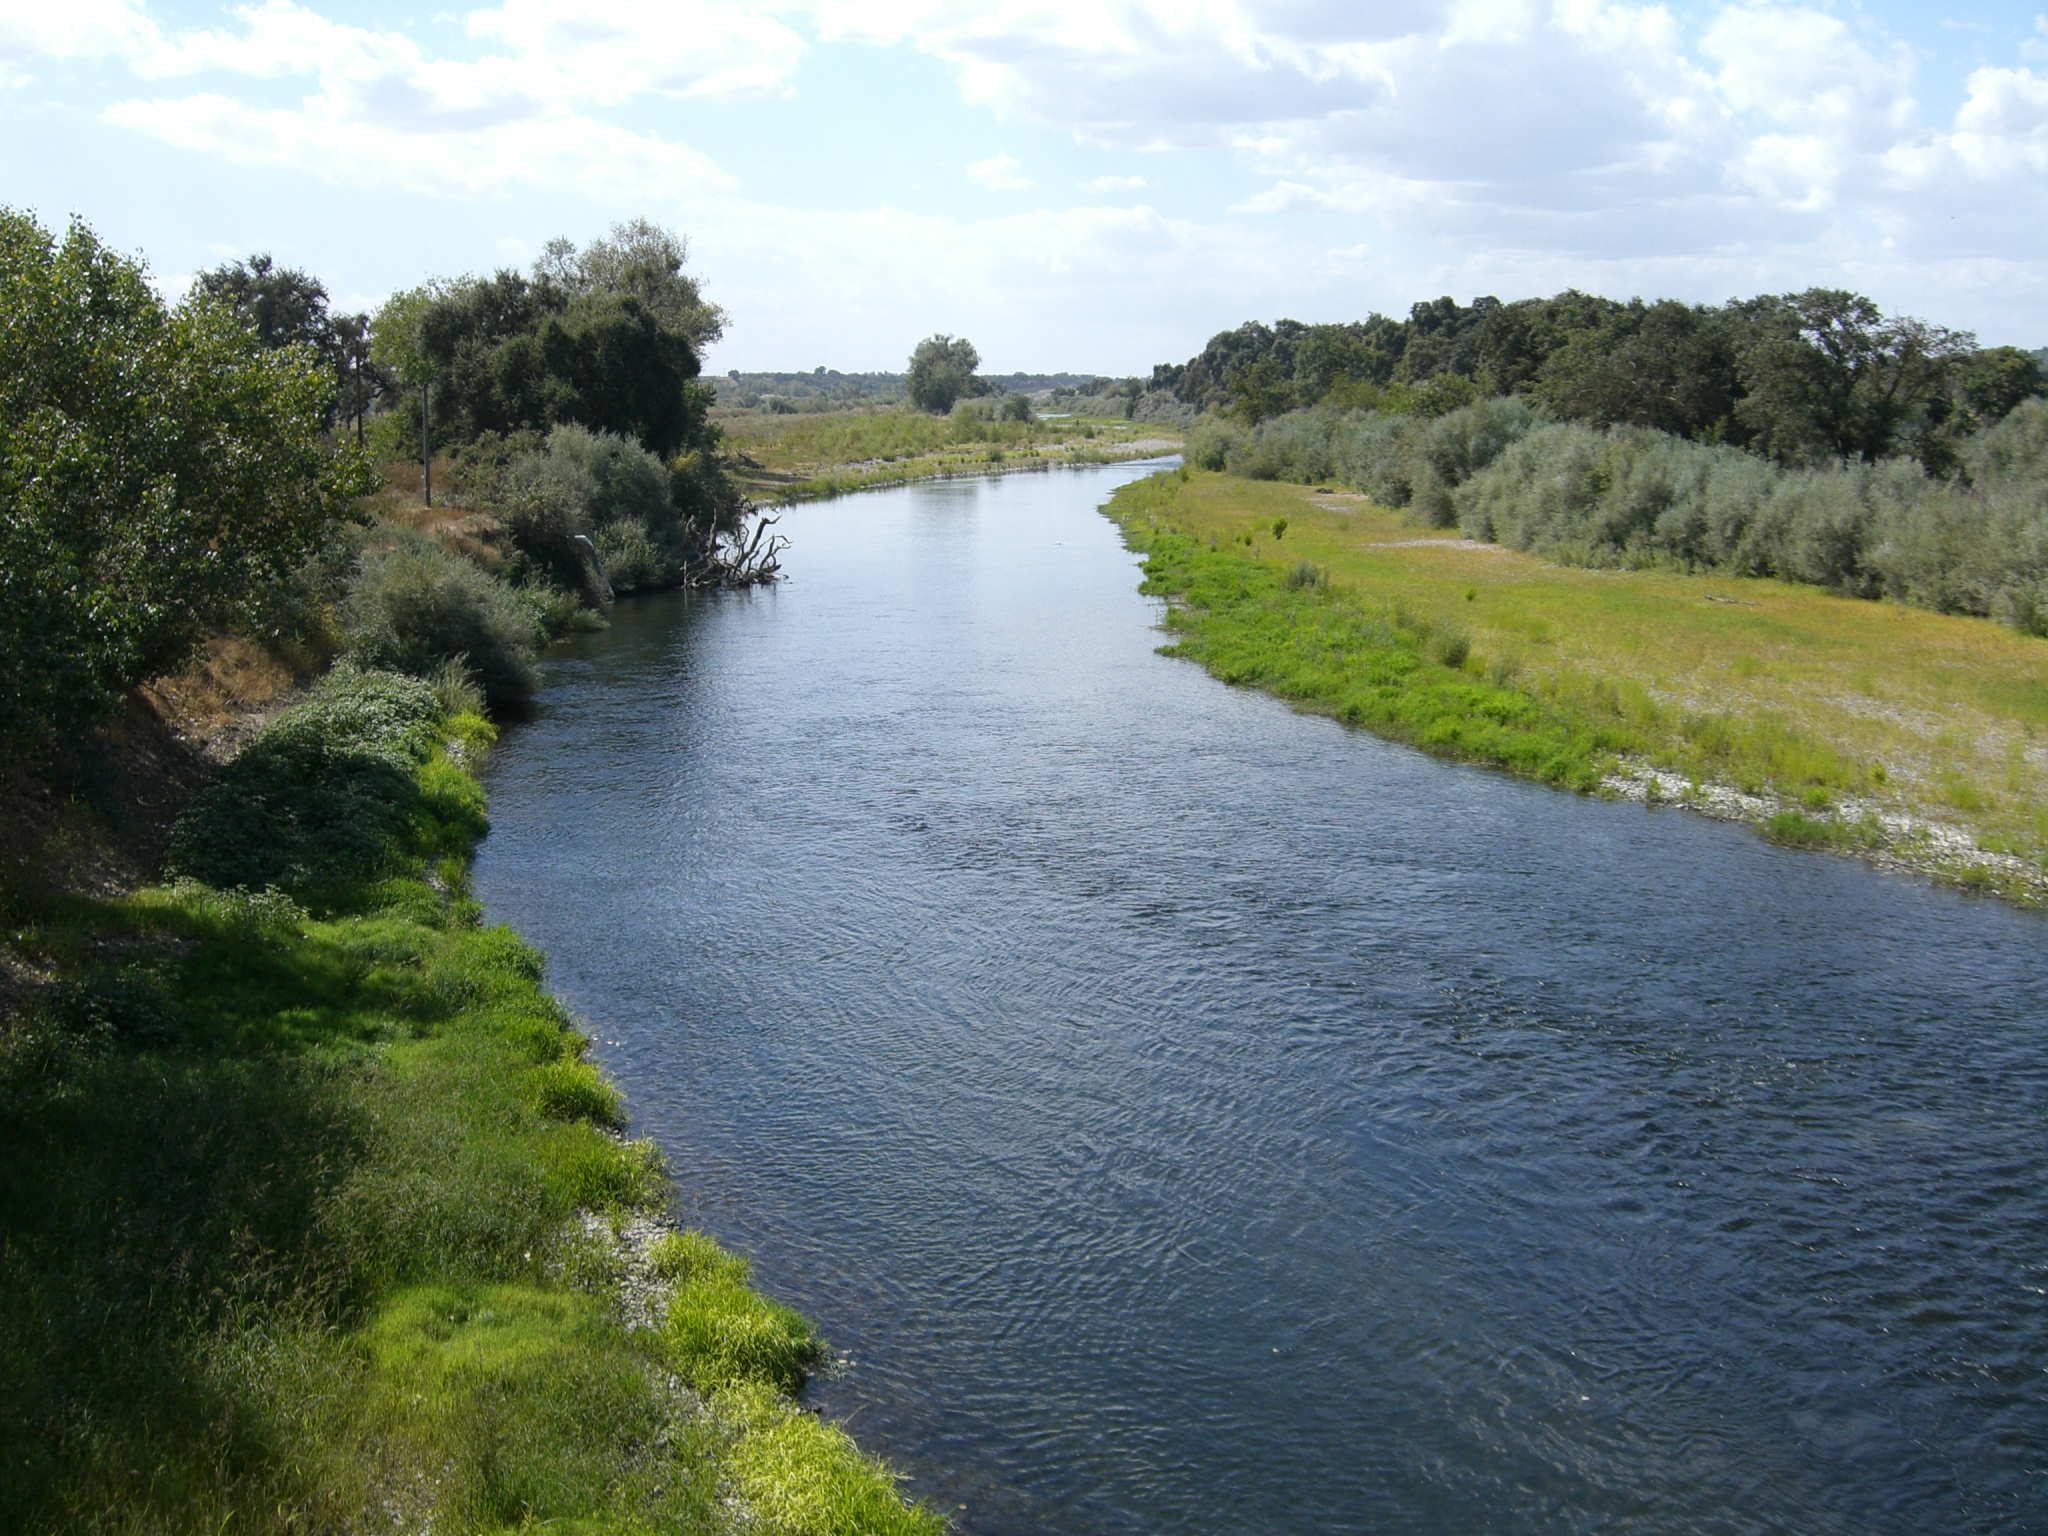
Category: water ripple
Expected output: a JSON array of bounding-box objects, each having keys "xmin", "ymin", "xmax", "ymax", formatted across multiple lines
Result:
[{"xmin": 477, "ymin": 464, "xmax": 2048, "ymax": 1536}]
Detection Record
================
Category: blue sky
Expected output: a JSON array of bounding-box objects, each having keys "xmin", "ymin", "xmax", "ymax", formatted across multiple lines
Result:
[{"xmin": 4, "ymin": 1, "xmax": 2045, "ymax": 373}]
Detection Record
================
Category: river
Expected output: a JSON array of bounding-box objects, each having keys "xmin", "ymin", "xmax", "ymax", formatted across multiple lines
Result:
[{"xmin": 474, "ymin": 462, "xmax": 2047, "ymax": 1535}]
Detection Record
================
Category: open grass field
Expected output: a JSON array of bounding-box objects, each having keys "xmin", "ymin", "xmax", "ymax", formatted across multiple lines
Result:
[
  {"xmin": 1106, "ymin": 469, "xmax": 2048, "ymax": 905},
  {"xmin": 718, "ymin": 406, "xmax": 1180, "ymax": 502}
]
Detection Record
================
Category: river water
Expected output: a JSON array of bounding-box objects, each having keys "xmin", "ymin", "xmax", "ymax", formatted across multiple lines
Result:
[{"xmin": 473, "ymin": 462, "xmax": 2048, "ymax": 1535}]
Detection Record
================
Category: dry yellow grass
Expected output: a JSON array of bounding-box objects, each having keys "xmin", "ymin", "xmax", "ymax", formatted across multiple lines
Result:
[{"xmin": 1147, "ymin": 472, "xmax": 2048, "ymax": 895}]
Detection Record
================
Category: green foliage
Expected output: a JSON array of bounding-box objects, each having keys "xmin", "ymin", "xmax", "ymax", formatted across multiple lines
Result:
[
  {"xmin": 1454, "ymin": 399, "xmax": 2048, "ymax": 627},
  {"xmin": 535, "ymin": 219, "xmax": 726, "ymax": 354},
  {"xmin": 1729, "ymin": 290, "xmax": 1973, "ymax": 466},
  {"xmin": 375, "ymin": 222, "xmax": 722, "ymax": 462},
  {"xmin": 906, "ymin": 333, "xmax": 982, "ymax": 414},
  {"xmin": 193, "ymin": 252, "xmax": 340, "ymax": 369},
  {"xmin": 1, "ymin": 677, "xmax": 934, "ymax": 1533},
  {"xmin": 164, "ymin": 666, "xmax": 464, "ymax": 905},
  {"xmin": 1196, "ymin": 392, "xmax": 2048, "ymax": 633},
  {"xmin": 341, "ymin": 530, "xmax": 543, "ymax": 704},
  {"xmin": 0, "ymin": 210, "xmax": 369, "ymax": 753},
  {"xmin": 1155, "ymin": 287, "xmax": 2042, "ymax": 471},
  {"xmin": 1203, "ymin": 395, "xmax": 1538, "ymax": 524},
  {"xmin": 500, "ymin": 424, "xmax": 693, "ymax": 593}
]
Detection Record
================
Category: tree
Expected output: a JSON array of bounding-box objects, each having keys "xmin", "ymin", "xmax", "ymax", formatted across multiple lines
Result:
[
  {"xmin": 539, "ymin": 220, "xmax": 726, "ymax": 353},
  {"xmin": 193, "ymin": 253, "xmax": 338, "ymax": 365},
  {"xmin": 1224, "ymin": 355, "xmax": 1298, "ymax": 423},
  {"xmin": 376, "ymin": 224, "xmax": 722, "ymax": 459},
  {"xmin": 332, "ymin": 312, "xmax": 391, "ymax": 448},
  {"xmin": 1952, "ymin": 346, "xmax": 2045, "ymax": 427},
  {"xmin": 0, "ymin": 212, "xmax": 367, "ymax": 752},
  {"xmin": 907, "ymin": 334, "xmax": 982, "ymax": 413},
  {"xmin": 1534, "ymin": 300, "xmax": 1745, "ymax": 443},
  {"xmin": 1398, "ymin": 296, "xmax": 1499, "ymax": 383},
  {"xmin": 1734, "ymin": 289, "xmax": 1974, "ymax": 465}
]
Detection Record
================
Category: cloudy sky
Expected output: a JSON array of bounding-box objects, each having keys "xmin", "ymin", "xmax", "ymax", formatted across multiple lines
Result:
[{"xmin": 3, "ymin": 0, "xmax": 2045, "ymax": 372}]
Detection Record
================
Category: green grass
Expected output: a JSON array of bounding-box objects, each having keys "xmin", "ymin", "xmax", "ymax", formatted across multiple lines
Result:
[
  {"xmin": 1105, "ymin": 468, "xmax": 2048, "ymax": 900},
  {"xmin": 719, "ymin": 406, "xmax": 1178, "ymax": 502},
  {"xmin": 0, "ymin": 671, "xmax": 941, "ymax": 1534},
  {"xmin": 1115, "ymin": 471, "xmax": 1629, "ymax": 790}
]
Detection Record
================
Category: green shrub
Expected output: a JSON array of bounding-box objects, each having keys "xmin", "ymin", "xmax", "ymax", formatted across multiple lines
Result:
[
  {"xmin": 1204, "ymin": 395, "xmax": 1537, "ymax": 526},
  {"xmin": 341, "ymin": 528, "xmax": 541, "ymax": 705},
  {"xmin": 166, "ymin": 666, "xmax": 450, "ymax": 901},
  {"xmin": 0, "ymin": 210, "xmax": 367, "ymax": 755},
  {"xmin": 1451, "ymin": 397, "xmax": 2048, "ymax": 627},
  {"xmin": 1284, "ymin": 559, "xmax": 1327, "ymax": 590}
]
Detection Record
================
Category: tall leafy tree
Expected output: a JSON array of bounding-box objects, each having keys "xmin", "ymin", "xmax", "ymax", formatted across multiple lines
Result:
[
  {"xmin": 537, "ymin": 219, "xmax": 726, "ymax": 353},
  {"xmin": 0, "ymin": 212, "xmax": 367, "ymax": 752},
  {"xmin": 376, "ymin": 224, "xmax": 721, "ymax": 459},
  {"xmin": 906, "ymin": 334, "xmax": 982, "ymax": 413},
  {"xmin": 1733, "ymin": 289, "xmax": 1975, "ymax": 465},
  {"xmin": 193, "ymin": 253, "xmax": 338, "ymax": 365},
  {"xmin": 331, "ymin": 312, "xmax": 391, "ymax": 448},
  {"xmin": 1534, "ymin": 300, "xmax": 1745, "ymax": 443}
]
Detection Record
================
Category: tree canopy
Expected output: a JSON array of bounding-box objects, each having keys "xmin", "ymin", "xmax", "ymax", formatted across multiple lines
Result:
[
  {"xmin": 0, "ymin": 211, "xmax": 366, "ymax": 752},
  {"xmin": 372, "ymin": 222, "xmax": 720, "ymax": 461},
  {"xmin": 196, "ymin": 252, "xmax": 391, "ymax": 439},
  {"xmin": 1152, "ymin": 289, "xmax": 2045, "ymax": 470},
  {"xmin": 906, "ymin": 334, "xmax": 982, "ymax": 414}
]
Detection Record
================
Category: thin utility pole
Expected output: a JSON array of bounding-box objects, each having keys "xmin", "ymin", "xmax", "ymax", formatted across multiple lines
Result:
[{"xmin": 421, "ymin": 380, "xmax": 432, "ymax": 508}]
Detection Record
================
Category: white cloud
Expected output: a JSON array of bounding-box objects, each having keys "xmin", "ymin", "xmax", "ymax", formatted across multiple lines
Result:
[
  {"xmin": 6, "ymin": 0, "xmax": 2047, "ymax": 358},
  {"xmin": 0, "ymin": 0, "xmax": 158, "ymax": 65},
  {"xmin": 462, "ymin": 0, "xmax": 804, "ymax": 105},
  {"xmin": 967, "ymin": 151, "xmax": 1032, "ymax": 189},
  {"xmin": 41, "ymin": 0, "xmax": 791, "ymax": 201},
  {"xmin": 104, "ymin": 92, "xmax": 733, "ymax": 199}
]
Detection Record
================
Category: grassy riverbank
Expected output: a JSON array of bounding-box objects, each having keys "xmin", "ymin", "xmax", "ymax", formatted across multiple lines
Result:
[
  {"xmin": 720, "ymin": 406, "xmax": 1179, "ymax": 502},
  {"xmin": 0, "ymin": 667, "xmax": 940, "ymax": 1533},
  {"xmin": 1107, "ymin": 469, "xmax": 2048, "ymax": 905}
]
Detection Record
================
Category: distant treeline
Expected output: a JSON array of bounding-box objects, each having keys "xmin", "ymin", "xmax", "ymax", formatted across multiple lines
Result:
[
  {"xmin": 1157, "ymin": 289, "xmax": 2048, "ymax": 634},
  {"xmin": 1153, "ymin": 291, "xmax": 2045, "ymax": 474},
  {"xmin": 715, "ymin": 369, "xmax": 1133, "ymax": 412}
]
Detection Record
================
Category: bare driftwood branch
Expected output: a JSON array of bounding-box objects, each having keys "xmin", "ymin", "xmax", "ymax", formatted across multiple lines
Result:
[{"xmin": 703, "ymin": 511, "xmax": 786, "ymax": 587}]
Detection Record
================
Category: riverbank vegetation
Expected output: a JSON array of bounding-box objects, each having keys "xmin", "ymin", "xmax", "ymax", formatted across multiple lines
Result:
[
  {"xmin": 1, "ymin": 208, "xmax": 939, "ymax": 1531},
  {"xmin": 1108, "ymin": 469, "xmax": 2048, "ymax": 904},
  {"xmin": 1153, "ymin": 290, "xmax": 2047, "ymax": 626},
  {"xmin": 1185, "ymin": 394, "xmax": 2048, "ymax": 636},
  {"xmin": 1, "ymin": 668, "xmax": 942, "ymax": 1530},
  {"xmin": 711, "ymin": 334, "xmax": 1184, "ymax": 502},
  {"xmin": 719, "ymin": 400, "xmax": 1180, "ymax": 502}
]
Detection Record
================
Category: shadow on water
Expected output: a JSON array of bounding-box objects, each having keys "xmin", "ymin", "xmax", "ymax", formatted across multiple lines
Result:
[{"xmin": 476, "ymin": 463, "xmax": 2048, "ymax": 1536}]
